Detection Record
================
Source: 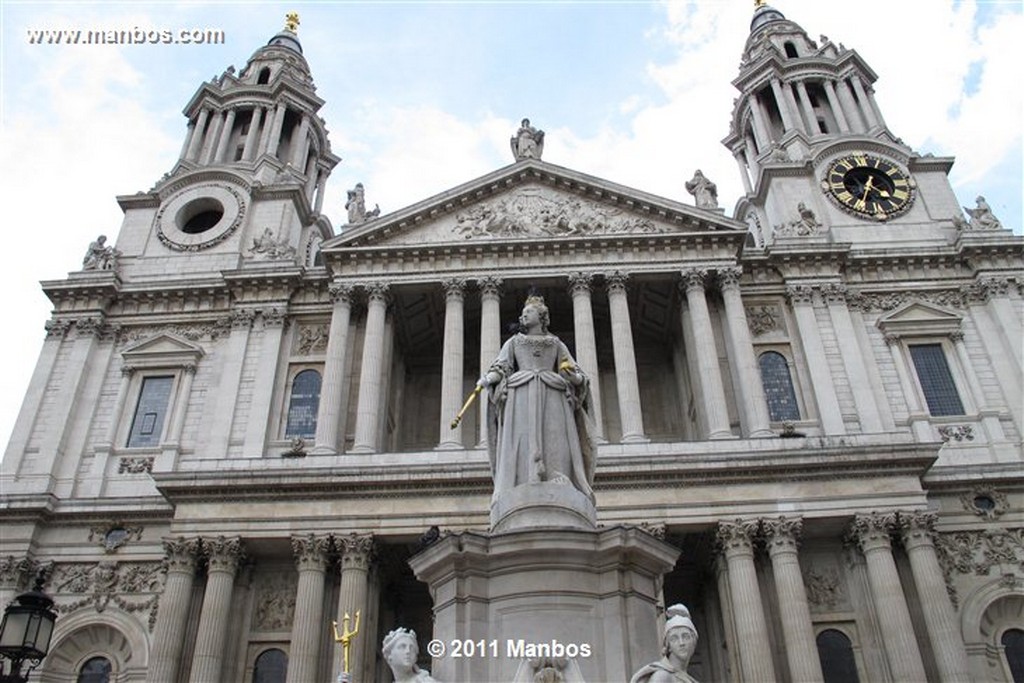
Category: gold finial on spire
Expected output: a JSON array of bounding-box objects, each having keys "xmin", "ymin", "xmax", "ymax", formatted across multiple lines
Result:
[
  {"xmin": 284, "ymin": 11, "xmax": 300, "ymax": 33},
  {"xmin": 754, "ymin": 0, "xmax": 767, "ymax": 7}
]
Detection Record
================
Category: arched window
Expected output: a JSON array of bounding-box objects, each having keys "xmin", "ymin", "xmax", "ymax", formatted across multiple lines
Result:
[
  {"xmin": 257, "ymin": 67, "xmax": 271, "ymax": 85},
  {"xmin": 759, "ymin": 351, "xmax": 800, "ymax": 421},
  {"xmin": 784, "ymin": 41, "xmax": 799, "ymax": 58},
  {"xmin": 285, "ymin": 369, "xmax": 321, "ymax": 438},
  {"xmin": 77, "ymin": 656, "xmax": 112, "ymax": 683},
  {"xmin": 817, "ymin": 629, "xmax": 860, "ymax": 683},
  {"xmin": 252, "ymin": 648, "xmax": 288, "ymax": 683},
  {"xmin": 1004, "ymin": 628, "xmax": 1024, "ymax": 683}
]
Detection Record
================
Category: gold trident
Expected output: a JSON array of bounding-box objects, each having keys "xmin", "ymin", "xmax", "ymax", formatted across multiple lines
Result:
[{"xmin": 332, "ymin": 610, "xmax": 361, "ymax": 676}]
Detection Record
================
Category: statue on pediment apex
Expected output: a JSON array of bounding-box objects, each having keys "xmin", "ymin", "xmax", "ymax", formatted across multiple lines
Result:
[
  {"xmin": 685, "ymin": 169, "xmax": 718, "ymax": 209},
  {"xmin": 511, "ymin": 118, "xmax": 544, "ymax": 161}
]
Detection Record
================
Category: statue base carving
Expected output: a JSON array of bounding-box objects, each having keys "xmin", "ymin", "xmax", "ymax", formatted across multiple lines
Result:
[
  {"xmin": 490, "ymin": 482, "xmax": 597, "ymax": 532},
  {"xmin": 409, "ymin": 525, "xmax": 678, "ymax": 683}
]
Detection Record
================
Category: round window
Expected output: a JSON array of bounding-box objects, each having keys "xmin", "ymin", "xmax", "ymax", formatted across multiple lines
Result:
[{"xmin": 177, "ymin": 198, "xmax": 224, "ymax": 234}]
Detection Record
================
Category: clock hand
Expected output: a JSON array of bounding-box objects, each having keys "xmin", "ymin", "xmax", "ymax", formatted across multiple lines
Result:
[{"xmin": 861, "ymin": 175, "xmax": 876, "ymax": 203}]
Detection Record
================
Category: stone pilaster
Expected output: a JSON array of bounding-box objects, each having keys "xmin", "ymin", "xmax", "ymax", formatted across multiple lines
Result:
[
  {"xmin": 822, "ymin": 80, "xmax": 850, "ymax": 133},
  {"xmin": 897, "ymin": 512, "xmax": 971, "ymax": 682},
  {"xmin": 762, "ymin": 517, "xmax": 823, "ymax": 683},
  {"xmin": 242, "ymin": 106, "xmax": 263, "ymax": 161},
  {"xmin": 568, "ymin": 273, "xmax": 604, "ymax": 439},
  {"xmin": 147, "ymin": 538, "xmax": 201, "ymax": 683},
  {"xmin": 718, "ymin": 268, "xmax": 772, "ymax": 437},
  {"xmin": 208, "ymin": 309, "xmax": 255, "ymax": 457},
  {"xmin": 786, "ymin": 285, "xmax": 845, "ymax": 434},
  {"xmin": 333, "ymin": 533, "xmax": 375, "ymax": 683},
  {"xmin": 478, "ymin": 277, "xmax": 503, "ymax": 446},
  {"xmin": 352, "ymin": 283, "xmax": 390, "ymax": 453},
  {"xmin": 716, "ymin": 520, "xmax": 773, "ymax": 682},
  {"xmin": 189, "ymin": 536, "xmax": 243, "ymax": 683},
  {"xmin": 848, "ymin": 513, "xmax": 927, "ymax": 682},
  {"xmin": 213, "ymin": 109, "xmax": 236, "ymax": 163},
  {"xmin": 682, "ymin": 269, "xmax": 732, "ymax": 438},
  {"xmin": 821, "ymin": 283, "xmax": 883, "ymax": 433},
  {"xmin": 186, "ymin": 107, "xmax": 210, "ymax": 161},
  {"xmin": 243, "ymin": 307, "xmax": 288, "ymax": 457},
  {"xmin": 286, "ymin": 534, "xmax": 331, "ymax": 683},
  {"xmin": 438, "ymin": 279, "xmax": 466, "ymax": 448},
  {"xmin": 606, "ymin": 272, "xmax": 646, "ymax": 442},
  {"xmin": 314, "ymin": 284, "xmax": 354, "ymax": 453},
  {"xmin": 266, "ymin": 102, "xmax": 287, "ymax": 157}
]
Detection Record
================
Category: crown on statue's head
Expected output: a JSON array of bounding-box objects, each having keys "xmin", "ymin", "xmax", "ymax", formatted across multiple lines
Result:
[{"xmin": 524, "ymin": 294, "xmax": 546, "ymax": 308}]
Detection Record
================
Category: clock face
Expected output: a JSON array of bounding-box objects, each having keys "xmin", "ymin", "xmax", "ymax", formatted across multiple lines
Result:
[{"xmin": 822, "ymin": 154, "xmax": 913, "ymax": 220}]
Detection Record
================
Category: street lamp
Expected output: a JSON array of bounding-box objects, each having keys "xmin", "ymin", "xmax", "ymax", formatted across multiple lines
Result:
[{"xmin": 0, "ymin": 575, "xmax": 57, "ymax": 683}]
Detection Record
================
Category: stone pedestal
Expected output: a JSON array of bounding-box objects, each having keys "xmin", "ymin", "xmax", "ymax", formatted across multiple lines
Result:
[
  {"xmin": 490, "ymin": 482, "xmax": 596, "ymax": 532},
  {"xmin": 409, "ymin": 526, "xmax": 678, "ymax": 682}
]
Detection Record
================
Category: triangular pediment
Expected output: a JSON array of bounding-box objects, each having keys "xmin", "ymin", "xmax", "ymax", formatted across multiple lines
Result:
[
  {"xmin": 876, "ymin": 300, "xmax": 962, "ymax": 337},
  {"xmin": 121, "ymin": 333, "xmax": 205, "ymax": 369},
  {"xmin": 324, "ymin": 159, "xmax": 744, "ymax": 250}
]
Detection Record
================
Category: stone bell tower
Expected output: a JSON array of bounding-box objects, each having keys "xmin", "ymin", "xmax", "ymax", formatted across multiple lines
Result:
[
  {"xmin": 724, "ymin": 2, "xmax": 965, "ymax": 247},
  {"xmin": 113, "ymin": 12, "xmax": 340, "ymax": 280}
]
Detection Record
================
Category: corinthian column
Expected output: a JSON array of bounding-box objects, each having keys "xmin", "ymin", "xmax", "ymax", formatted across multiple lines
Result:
[
  {"xmin": 716, "ymin": 520, "xmax": 773, "ymax": 681},
  {"xmin": 352, "ymin": 283, "xmax": 390, "ymax": 453},
  {"xmin": 148, "ymin": 538, "xmax": 201, "ymax": 683},
  {"xmin": 898, "ymin": 512, "xmax": 971, "ymax": 682},
  {"xmin": 763, "ymin": 518, "xmax": 824, "ymax": 683},
  {"xmin": 0, "ymin": 556, "xmax": 35, "ymax": 626},
  {"xmin": 189, "ymin": 537, "xmax": 243, "ymax": 683},
  {"xmin": 568, "ymin": 273, "xmax": 604, "ymax": 439},
  {"xmin": 314, "ymin": 284, "xmax": 354, "ymax": 453},
  {"xmin": 333, "ymin": 533, "xmax": 375, "ymax": 683},
  {"xmin": 605, "ymin": 272, "xmax": 647, "ymax": 442},
  {"xmin": 287, "ymin": 534, "xmax": 332, "ymax": 683},
  {"xmin": 478, "ymin": 277, "xmax": 502, "ymax": 446},
  {"xmin": 848, "ymin": 513, "xmax": 927, "ymax": 682},
  {"xmin": 438, "ymin": 279, "xmax": 466, "ymax": 448},
  {"xmin": 682, "ymin": 269, "xmax": 732, "ymax": 438},
  {"xmin": 718, "ymin": 268, "xmax": 772, "ymax": 437}
]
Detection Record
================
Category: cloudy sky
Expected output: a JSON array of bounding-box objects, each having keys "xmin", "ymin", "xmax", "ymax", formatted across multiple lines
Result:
[{"xmin": 0, "ymin": 0, "xmax": 1020, "ymax": 452}]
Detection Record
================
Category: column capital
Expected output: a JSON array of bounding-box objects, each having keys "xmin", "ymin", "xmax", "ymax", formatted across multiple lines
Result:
[
  {"xmin": 0, "ymin": 555, "xmax": 36, "ymax": 589},
  {"xmin": 717, "ymin": 266, "xmax": 743, "ymax": 292},
  {"xmin": 203, "ymin": 536, "xmax": 244, "ymax": 573},
  {"xmin": 260, "ymin": 306, "xmax": 288, "ymax": 328},
  {"xmin": 336, "ymin": 533, "xmax": 375, "ymax": 571},
  {"xmin": 948, "ymin": 330, "xmax": 965, "ymax": 343},
  {"xmin": 441, "ymin": 278, "xmax": 466, "ymax": 301},
  {"xmin": 361, "ymin": 281, "xmax": 391, "ymax": 305},
  {"xmin": 883, "ymin": 332, "xmax": 901, "ymax": 347},
  {"xmin": 821, "ymin": 282, "xmax": 848, "ymax": 304},
  {"xmin": 231, "ymin": 308, "xmax": 257, "ymax": 329},
  {"xmin": 162, "ymin": 537, "xmax": 202, "ymax": 573},
  {"xmin": 477, "ymin": 276, "xmax": 504, "ymax": 298},
  {"xmin": 716, "ymin": 519, "xmax": 760, "ymax": 555},
  {"xmin": 763, "ymin": 516, "xmax": 803, "ymax": 555},
  {"xmin": 847, "ymin": 512, "xmax": 897, "ymax": 552},
  {"xmin": 44, "ymin": 318, "xmax": 73, "ymax": 340},
  {"xmin": 292, "ymin": 534, "xmax": 332, "ymax": 572},
  {"xmin": 785, "ymin": 284, "xmax": 816, "ymax": 305},
  {"xmin": 567, "ymin": 272, "xmax": 595, "ymax": 297},
  {"xmin": 681, "ymin": 268, "xmax": 709, "ymax": 292},
  {"xmin": 605, "ymin": 270, "xmax": 629, "ymax": 293},
  {"xmin": 329, "ymin": 282, "xmax": 355, "ymax": 304},
  {"xmin": 978, "ymin": 275, "xmax": 1012, "ymax": 297},
  {"xmin": 897, "ymin": 511, "xmax": 938, "ymax": 550}
]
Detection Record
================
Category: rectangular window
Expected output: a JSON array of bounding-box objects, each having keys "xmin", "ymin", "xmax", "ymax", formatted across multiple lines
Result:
[
  {"xmin": 127, "ymin": 376, "xmax": 174, "ymax": 447},
  {"xmin": 909, "ymin": 344, "xmax": 965, "ymax": 416}
]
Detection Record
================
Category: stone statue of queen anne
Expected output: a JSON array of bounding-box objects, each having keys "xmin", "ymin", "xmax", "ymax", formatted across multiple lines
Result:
[{"xmin": 478, "ymin": 295, "xmax": 597, "ymax": 504}]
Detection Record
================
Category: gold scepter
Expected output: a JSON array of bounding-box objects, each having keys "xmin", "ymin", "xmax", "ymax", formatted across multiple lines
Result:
[
  {"xmin": 332, "ymin": 610, "xmax": 360, "ymax": 680},
  {"xmin": 450, "ymin": 384, "xmax": 482, "ymax": 429}
]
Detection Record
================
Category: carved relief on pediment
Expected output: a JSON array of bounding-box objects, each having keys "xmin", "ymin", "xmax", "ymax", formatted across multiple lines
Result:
[{"xmin": 451, "ymin": 187, "xmax": 666, "ymax": 240}]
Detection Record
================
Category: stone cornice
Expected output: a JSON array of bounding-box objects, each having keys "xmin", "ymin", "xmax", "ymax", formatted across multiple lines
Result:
[
  {"xmin": 150, "ymin": 439, "xmax": 937, "ymax": 504},
  {"xmin": 324, "ymin": 232, "xmax": 744, "ymax": 281}
]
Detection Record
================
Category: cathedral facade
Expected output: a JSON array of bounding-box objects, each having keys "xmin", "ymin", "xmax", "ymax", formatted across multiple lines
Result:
[{"xmin": 2, "ymin": 5, "xmax": 1021, "ymax": 683}]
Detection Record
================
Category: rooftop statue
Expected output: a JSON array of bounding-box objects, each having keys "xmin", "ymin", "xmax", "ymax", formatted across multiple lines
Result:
[
  {"xmin": 685, "ymin": 169, "xmax": 719, "ymax": 210},
  {"xmin": 82, "ymin": 234, "xmax": 121, "ymax": 271},
  {"xmin": 478, "ymin": 295, "xmax": 596, "ymax": 505},
  {"xmin": 346, "ymin": 183, "xmax": 380, "ymax": 224},
  {"xmin": 511, "ymin": 118, "xmax": 545, "ymax": 161},
  {"xmin": 383, "ymin": 628, "xmax": 438, "ymax": 683},
  {"xmin": 630, "ymin": 604, "xmax": 700, "ymax": 683},
  {"xmin": 964, "ymin": 195, "xmax": 1003, "ymax": 230}
]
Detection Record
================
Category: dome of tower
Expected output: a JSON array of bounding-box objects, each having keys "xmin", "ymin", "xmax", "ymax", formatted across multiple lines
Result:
[{"xmin": 750, "ymin": 3, "xmax": 786, "ymax": 32}]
